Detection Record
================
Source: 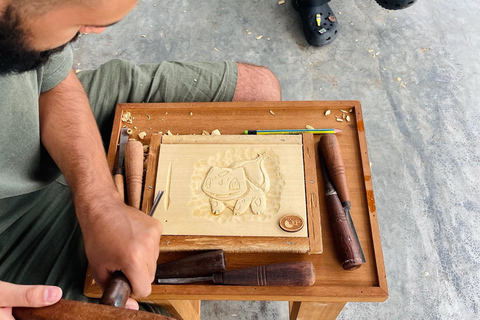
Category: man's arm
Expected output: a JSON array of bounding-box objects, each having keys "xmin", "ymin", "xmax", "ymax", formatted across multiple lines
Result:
[{"xmin": 38, "ymin": 70, "xmax": 162, "ymax": 299}]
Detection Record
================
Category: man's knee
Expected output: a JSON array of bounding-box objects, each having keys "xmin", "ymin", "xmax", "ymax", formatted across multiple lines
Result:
[{"xmin": 233, "ymin": 63, "xmax": 282, "ymax": 101}]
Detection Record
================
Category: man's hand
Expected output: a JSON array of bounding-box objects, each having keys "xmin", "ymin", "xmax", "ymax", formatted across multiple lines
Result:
[
  {"xmin": 0, "ymin": 281, "xmax": 62, "ymax": 320},
  {"xmin": 38, "ymin": 70, "xmax": 162, "ymax": 302},
  {"xmin": 79, "ymin": 199, "xmax": 162, "ymax": 299}
]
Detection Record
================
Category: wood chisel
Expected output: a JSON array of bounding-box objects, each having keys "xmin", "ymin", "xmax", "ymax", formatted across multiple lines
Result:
[
  {"xmin": 319, "ymin": 134, "xmax": 366, "ymax": 265},
  {"xmin": 113, "ymin": 128, "xmax": 129, "ymax": 199},
  {"xmin": 156, "ymin": 261, "xmax": 315, "ymax": 286},
  {"xmin": 100, "ymin": 249, "xmax": 227, "ymax": 307},
  {"xmin": 318, "ymin": 137, "xmax": 365, "ymax": 270}
]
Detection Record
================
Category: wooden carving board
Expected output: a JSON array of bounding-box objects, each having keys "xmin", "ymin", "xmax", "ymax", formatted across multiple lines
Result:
[
  {"xmin": 153, "ymin": 135, "xmax": 308, "ymax": 238},
  {"xmin": 152, "ymin": 135, "xmax": 322, "ymax": 253}
]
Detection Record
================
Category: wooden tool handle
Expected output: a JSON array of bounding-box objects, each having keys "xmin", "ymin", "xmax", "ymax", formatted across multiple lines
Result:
[
  {"xmin": 156, "ymin": 250, "xmax": 227, "ymax": 279},
  {"xmin": 125, "ymin": 140, "xmax": 144, "ymax": 209},
  {"xmin": 319, "ymin": 134, "xmax": 351, "ymax": 206},
  {"xmin": 324, "ymin": 182, "xmax": 363, "ymax": 270},
  {"xmin": 100, "ymin": 271, "xmax": 131, "ymax": 307},
  {"xmin": 212, "ymin": 261, "xmax": 315, "ymax": 286},
  {"xmin": 113, "ymin": 173, "xmax": 125, "ymax": 200},
  {"xmin": 13, "ymin": 298, "xmax": 174, "ymax": 320}
]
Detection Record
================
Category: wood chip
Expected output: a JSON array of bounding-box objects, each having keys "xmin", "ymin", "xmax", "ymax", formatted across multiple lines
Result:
[
  {"xmin": 202, "ymin": 130, "xmax": 210, "ymax": 135},
  {"xmin": 146, "ymin": 114, "xmax": 150, "ymax": 120},
  {"xmin": 278, "ymin": 0, "xmax": 285, "ymax": 4},
  {"xmin": 340, "ymin": 109, "xmax": 349, "ymax": 113},
  {"xmin": 306, "ymin": 125, "xmax": 315, "ymax": 129},
  {"xmin": 166, "ymin": 130, "xmax": 173, "ymax": 135},
  {"xmin": 211, "ymin": 129, "xmax": 221, "ymax": 136},
  {"xmin": 256, "ymin": 35, "xmax": 263, "ymax": 40},
  {"xmin": 336, "ymin": 118, "xmax": 344, "ymax": 122},
  {"xmin": 214, "ymin": 47, "xmax": 219, "ymax": 52},
  {"xmin": 346, "ymin": 115, "xmax": 351, "ymax": 122},
  {"xmin": 396, "ymin": 77, "xmax": 402, "ymax": 81},
  {"xmin": 325, "ymin": 110, "xmax": 331, "ymax": 116},
  {"xmin": 269, "ymin": 110, "xmax": 275, "ymax": 115},
  {"xmin": 349, "ymin": 108, "xmax": 353, "ymax": 113},
  {"xmin": 138, "ymin": 132, "xmax": 147, "ymax": 139},
  {"xmin": 189, "ymin": 112, "xmax": 193, "ymax": 116}
]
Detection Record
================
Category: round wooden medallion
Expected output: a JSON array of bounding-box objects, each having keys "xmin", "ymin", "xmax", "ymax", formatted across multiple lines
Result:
[{"xmin": 279, "ymin": 215, "xmax": 305, "ymax": 232}]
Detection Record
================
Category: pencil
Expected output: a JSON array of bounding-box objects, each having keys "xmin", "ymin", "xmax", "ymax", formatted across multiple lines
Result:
[{"xmin": 245, "ymin": 129, "xmax": 342, "ymax": 135}]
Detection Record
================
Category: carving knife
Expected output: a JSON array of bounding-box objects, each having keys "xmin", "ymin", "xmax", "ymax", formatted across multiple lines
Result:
[
  {"xmin": 113, "ymin": 128, "xmax": 129, "ymax": 199},
  {"xmin": 156, "ymin": 261, "xmax": 316, "ymax": 286},
  {"xmin": 319, "ymin": 135, "xmax": 366, "ymax": 269}
]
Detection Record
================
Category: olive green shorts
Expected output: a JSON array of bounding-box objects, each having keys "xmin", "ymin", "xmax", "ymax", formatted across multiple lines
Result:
[{"xmin": 0, "ymin": 59, "xmax": 238, "ymax": 314}]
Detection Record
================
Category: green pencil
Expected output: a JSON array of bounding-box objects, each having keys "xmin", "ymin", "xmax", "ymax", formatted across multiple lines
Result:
[{"xmin": 245, "ymin": 129, "xmax": 342, "ymax": 135}]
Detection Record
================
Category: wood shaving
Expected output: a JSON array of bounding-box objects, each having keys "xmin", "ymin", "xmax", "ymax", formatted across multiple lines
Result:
[
  {"xmin": 202, "ymin": 130, "xmax": 210, "ymax": 135},
  {"xmin": 349, "ymin": 108, "xmax": 354, "ymax": 113},
  {"xmin": 146, "ymin": 114, "xmax": 150, "ymax": 120},
  {"xmin": 340, "ymin": 109, "xmax": 349, "ymax": 113},
  {"xmin": 138, "ymin": 132, "xmax": 147, "ymax": 139},
  {"xmin": 278, "ymin": 0, "xmax": 285, "ymax": 4},
  {"xmin": 166, "ymin": 130, "xmax": 173, "ymax": 135},
  {"xmin": 214, "ymin": 47, "xmax": 219, "ymax": 52},
  {"xmin": 342, "ymin": 113, "xmax": 346, "ymax": 119},
  {"xmin": 346, "ymin": 115, "xmax": 351, "ymax": 122},
  {"xmin": 336, "ymin": 118, "xmax": 344, "ymax": 122},
  {"xmin": 211, "ymin": 129, "xmax": 221, "ymax": 136},
  {"xmin": 306, "ymin": 125, "xmax": 315, "ymax": 129},
  {"xmin": 246, "ymin": 30, "xmax": 252, "ymax": 35},
  {"xmin": 121, "ymin": 111, "xmax": 133, "ymax": 123},
  {"xmin": 325, "ymin": 110, "xmax": 331, "ymax": 116},
  {"xmin": 269, "ymin": 110, "xmax": 275, "ymax": 115},
  {"xmin": 367, "ymin": 49, "xmax": 373, "ymax": 53},
  {"xmin": 401, "ymin": 82, "xmax": 406, "ymax": 88},
  {"xmin": 189, "ymin": 112, "xmax": 193, "ymax": 116},
  {"xmin": 141, "ymin": 35, "xmax": 146, "ymax": 38},
  {"xmin": 396, "ymin": 77, "xmax": 402, "ymax": 81},
  {"xmin": 256, "ymin": 35, "xmax": 263, "ymax": 40}
]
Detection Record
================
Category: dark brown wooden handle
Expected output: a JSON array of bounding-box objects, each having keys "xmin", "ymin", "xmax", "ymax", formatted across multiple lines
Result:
[
  {"xmin": 100, "ymin": 271, "xmax": 131, "ymax": 308},
  {"xmin": 156, "ymin": 250, "xmax": 226, "ymax": 279},
  {"xmin": 13, "ymin": 298, "xmax": 175, "ymax": 320},
  {"xmin": 325, "ymin": 182, "xmax": 363, "ymax": 270},
  {"xmin": 319, "ymin": 134, "xmax": 350, "ymax": 206},
  {"xmin": 125, "ymin": 140, "xmax": 144, "ymax": 209},
  {"xmin": 212, "ymin": 261, "xmax": 316, "ymax": 286}
]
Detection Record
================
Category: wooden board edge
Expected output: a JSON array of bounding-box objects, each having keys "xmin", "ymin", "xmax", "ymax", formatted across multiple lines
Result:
[
  {"xmin": 142, "ymin": 134, "xmax": 162, "ymax": 213},
  {"xmin": 354, "ymin": 102, "xmax": 388, "ymax": 294},
  {"xmin": 302, "ymin": 133, "xmax": 323, "ymax": 254},
  {"xmin": 159, "ymin": 236, "xmax": 310, "ymax": 253}
]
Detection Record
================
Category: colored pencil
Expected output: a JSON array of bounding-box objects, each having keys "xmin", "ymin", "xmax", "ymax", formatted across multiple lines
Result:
[{"xmin": 245, "ymin": 129, "xmax": 342, "ymax": 135}]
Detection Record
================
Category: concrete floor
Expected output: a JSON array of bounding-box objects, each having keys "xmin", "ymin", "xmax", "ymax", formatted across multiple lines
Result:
[{"xmin": 73, "ymin": 0, "xmax": 480, "ymax": 319}]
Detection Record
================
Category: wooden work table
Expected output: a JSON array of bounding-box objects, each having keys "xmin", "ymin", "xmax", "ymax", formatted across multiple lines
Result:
[{"xmin": 84, "ymin": 100, "xmax": 387, "ymax": 320}]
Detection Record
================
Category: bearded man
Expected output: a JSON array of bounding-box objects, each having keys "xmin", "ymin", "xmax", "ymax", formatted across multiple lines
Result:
[{"xmin": 0, "ymin": 0, "xmax": 281, "ymax": 318}]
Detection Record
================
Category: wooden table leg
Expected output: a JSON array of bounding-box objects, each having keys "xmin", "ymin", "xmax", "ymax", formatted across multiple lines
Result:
[
  {"xmin": 289, "ymin": 301, "xmax": 346, "ymax": 320},
  {"xmin": 155, "ymin": 300, "xmax": 201, "ymax": 320}
]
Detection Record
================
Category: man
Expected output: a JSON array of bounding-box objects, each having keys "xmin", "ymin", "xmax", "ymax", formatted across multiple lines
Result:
[{"xmin": 0, "ymin": 0, "xmax": 281, "ymax": 317}]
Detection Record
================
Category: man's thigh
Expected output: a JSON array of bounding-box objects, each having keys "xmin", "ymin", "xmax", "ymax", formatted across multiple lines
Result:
[{"xmin": 77, "ymin": 59, "xmax": 238, "ymax": 148}]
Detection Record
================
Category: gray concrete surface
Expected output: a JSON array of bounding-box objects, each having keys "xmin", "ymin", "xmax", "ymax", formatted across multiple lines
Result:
[{"xmin": 73, "ymin": 0, "xmax": 480, "ymax": 319}]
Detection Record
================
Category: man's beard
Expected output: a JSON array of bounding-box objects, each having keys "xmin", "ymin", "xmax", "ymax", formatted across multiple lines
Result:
[{"xmin": 0, "ymin": 5, "xmax": 79, "ymax": 76}]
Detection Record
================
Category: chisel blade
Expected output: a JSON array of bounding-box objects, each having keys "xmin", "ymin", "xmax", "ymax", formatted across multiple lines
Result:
[{"xmin": 344, "ymin": 206, "xmax": 366, "ymax": 263}]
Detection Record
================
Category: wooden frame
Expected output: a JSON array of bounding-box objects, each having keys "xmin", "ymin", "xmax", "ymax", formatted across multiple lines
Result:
[
  {"xmin": 84, "ymin": 101, "xmax": 387, "ymax": 319},
  {"xmin": 146, "ymin": 133, "xmax": 321, "ymax": 254}
]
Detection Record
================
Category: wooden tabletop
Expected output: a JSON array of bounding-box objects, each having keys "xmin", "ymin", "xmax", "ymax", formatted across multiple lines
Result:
[{"xmin": 84, "ymin": 100, "xmax": 388, "ymax": 303}]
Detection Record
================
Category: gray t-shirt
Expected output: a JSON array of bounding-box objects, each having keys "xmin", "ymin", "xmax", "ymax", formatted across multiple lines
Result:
[{"xmin": 0, "ymin": 47, "xmax": 73, "ymax": 199}]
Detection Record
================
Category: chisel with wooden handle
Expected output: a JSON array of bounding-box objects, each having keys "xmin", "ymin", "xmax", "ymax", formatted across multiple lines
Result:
[
  {"xmin": 100, "ymin": 250, "xmax": 227, "ymax": 307},
  {"xmin": 319, "ymin": 138, "xmax": 365, "ymax": 270},
  {"xmin": 125, "ymin": 140, "xmax": 144, "ymax": 209},
  {"xmin": 13, "ymin": 298, "xmax": 175, "ymax": 320},
  {"xmin": 156, "ymin": 261, "xmax": 315, "ymax": 286}
]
